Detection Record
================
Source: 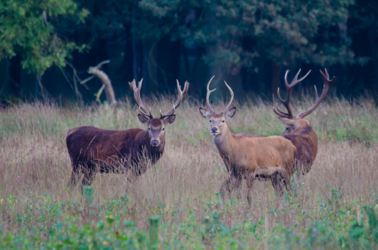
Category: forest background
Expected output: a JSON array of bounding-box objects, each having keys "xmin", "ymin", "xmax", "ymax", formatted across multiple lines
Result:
[{"xmin": 1, "ymin": 0, "xmax": 377, "ymax": 103}]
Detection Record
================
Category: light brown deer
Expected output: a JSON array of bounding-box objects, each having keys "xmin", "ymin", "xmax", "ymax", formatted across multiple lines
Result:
[
  {"xmin": 274, "ymin": 69, "xmax": 336, "ymax": 176},
  {"xmin": 66, "ymin": 79, "xmax": 189, "ymax": 192},
  {"xmin": 199, "ymin": 77, "xmax": 296, "ymax": 204}
]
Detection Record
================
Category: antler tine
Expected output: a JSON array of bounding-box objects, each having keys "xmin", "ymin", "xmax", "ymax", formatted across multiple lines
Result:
[
  {"xmin": 205, "ymin": 76, "xmax": 216, "ymax": 113},
  {"xmin": 273, "ymin": 106, "xmax": 291, "ymax": 118},
  {"xmin": 130, "ymin": 79, "xmax": 152, "ymax": 118},
  {"xmin": 276, "ymin": 69, "xmax": 311, "ymax": 119},
  {"xmin": 128, "ymin": 79, "xmax": 136, "ymax": 92},
  {"xmin": 297, "ymin": 69, "xmax": 312, "ymax": 82},
  {"xmin": 160, "ymin": 80, "xmax": 189, "ymax": 118},
  {"xmin": 277, "ymin": 71, "xmax": 294, "ymax": 119},
  {"xmin": 223, "ymin": 81, "xmax": 234, "ymax": 113},
  {"xmin": 314, "ymin": 85, "xmax": 319, "ymax": 100},
  {"xmin": 297, "ymin": 68, "xmax": 336, "ymax": 119}
]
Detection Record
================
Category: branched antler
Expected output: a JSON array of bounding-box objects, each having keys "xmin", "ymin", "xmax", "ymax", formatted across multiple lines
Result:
[
  {"xmin": 129, "ymin": 79, "xmax": 152, "ymax": 119},
  {"xmin": 274, "ymin": 69, "xmax": 311, "ymax": 119},
  {"xmin": 204, "ymin": 76, "xmax": 234, "ymax": 114},
  {"xmin": 297, "ymin": 69, "xmax": 336, "ymax": 118},
  {"xmin": 160, "ymin": 80, "xmax": 189, "ymax": 118}
]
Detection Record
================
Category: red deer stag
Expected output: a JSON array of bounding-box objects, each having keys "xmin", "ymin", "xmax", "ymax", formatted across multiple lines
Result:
[
  {"xmin": 199, "ymin": 77, "xmax": 296, "ymax": 204},
  {"xmin": 274, "ymin": 68, "xmax": 336, "ymax": 176},
  {"xmin": 66, "ymin": 79, "xmax": 189, "ymax": 192}
]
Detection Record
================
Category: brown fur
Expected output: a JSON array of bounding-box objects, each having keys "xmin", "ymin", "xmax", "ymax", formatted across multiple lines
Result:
[
  {"xmin": 66, "ymin": 118, "xmax": 169, "ymax": 192},
  {"xmin": 200, "ymin": 109, "xmax": 296, "ymax": 204},
  {"xmin": 280, "ymin": 118, "xmax": 318, "ymax": 176},
  {"xmin": 274, "ymin": 68, "xmax": 336, "ymax": 177}
]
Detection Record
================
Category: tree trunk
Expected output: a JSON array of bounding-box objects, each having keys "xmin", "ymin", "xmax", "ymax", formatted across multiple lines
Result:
[{"xmin": 90, "ymin": 67, "xmax": 117, "ymax": 106}]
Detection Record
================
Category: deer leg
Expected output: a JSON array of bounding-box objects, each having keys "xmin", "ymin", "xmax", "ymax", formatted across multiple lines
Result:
[
  {"xmin": 271, "ymin": 170, "xmax": 291, "ymax": 197},
  {"xmin": 68, "ymin": 169, "xmax": 79, "ymax": 189},
  {"xmin": 220, "ymin": 175, "xmax": 234, "ymax": 203},
  {"xmin": 246, "ymin": 173, "xmax": 255, "ymax": 206},
  {"xmin": 67, "ymin": 162, "xmax": 81, "ymax": 189},
  {"xmin": 80, "ymin": 166, "xmax": 97, "ymax": 194},
  {"xmin": 281, "ymin": 170, "xmax": 292, "ymax": 194},
  {"xmin": 233, "ymin": 175, "xmax": 243, "ymax": 201},
  {"xmin": 271, "ymin": 172, "xmax": 284, "ymax": 197}
]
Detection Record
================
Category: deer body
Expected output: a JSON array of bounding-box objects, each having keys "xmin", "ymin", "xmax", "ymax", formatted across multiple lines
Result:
[
  {"xmin": 67, "ymin": 125, "xmax": 164, "ymax": 174},
  {"xmin": 213, "ymin": 129, "xmax": 294, "ymax": 176},
  {"xmin": 67, "ymin": 79, "xmax": 189, "ymax": 192},
  {"xmin": 199, "ymin": 77, "xmax": 296, "ymax": 204}
]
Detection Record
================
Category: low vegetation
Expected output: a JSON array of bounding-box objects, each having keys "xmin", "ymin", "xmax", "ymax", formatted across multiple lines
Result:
[{"xmin": 1, "ymin": 97, "xmax": 378, "ymax": 249}]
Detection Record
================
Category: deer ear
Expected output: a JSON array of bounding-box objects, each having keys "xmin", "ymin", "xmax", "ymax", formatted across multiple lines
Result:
[
  {"xmin": 279, "ymin": 117, "xmax": 296, "ymax": 127},
  {"xmin": 199, "ymin": 107, "xmax": 211, "ymax": 119},
  {"xmin": 226, "ymin": 107, "xmax": 236, "ymax": 119},
  {"xmin": 138, "ymin": 114, "xmax": 150, "ymax": 124},
  {"xmin": 164, "ymin": 114, "xmax": 176, "ymax": 124}
]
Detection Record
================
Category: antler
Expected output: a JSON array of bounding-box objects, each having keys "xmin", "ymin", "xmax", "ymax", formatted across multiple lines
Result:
[
  {"xmin": 223, "ymin": 81, "xmax": 234, "ymax": 113},
  {"xmin": 129, "ymin": 79, "xmax": 153, "ymax": 119},
  {"xmin": 160, "ymin": 80, "xmax": 189, "ymax": 118},
  {"xmin": 205, "ymin": 76, "xmax": 216, "ymax": 113},
  {"xmin": 203, "ymin": 76, "xmax": 234, "ymax": 114},
  {"xmin": 274, "ymin": 69, "xmax": 311, "ymax": 119},
  {"xmin": 297, "ymin": 68, "xmax": 336, "ymax": 119}
]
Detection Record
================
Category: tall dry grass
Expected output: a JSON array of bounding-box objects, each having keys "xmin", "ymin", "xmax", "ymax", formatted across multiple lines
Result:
[{"xmin": 0, "ymin": 96, "xmax": 377, "ymax": 231}]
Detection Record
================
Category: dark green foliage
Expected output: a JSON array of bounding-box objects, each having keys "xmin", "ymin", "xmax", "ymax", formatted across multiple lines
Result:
[
  {"xmin": 0, "ymin": 0, "xmax": 88, "ymax": 74},
  {"xmin": 3, "ymin": 192, "xmax": 378, "ymax": 249},
  {"xmin": 1, "ymin": 0, "xmax": 378, "ymax": 101},
  {"xmin": 184, "ymin": 0, "xmax": 357, "ymax": 71}
]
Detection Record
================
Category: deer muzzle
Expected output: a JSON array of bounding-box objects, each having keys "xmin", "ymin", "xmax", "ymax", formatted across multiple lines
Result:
[{"xmin": 151, "ymin": 139, "xmax": 160, "ymax": 147}]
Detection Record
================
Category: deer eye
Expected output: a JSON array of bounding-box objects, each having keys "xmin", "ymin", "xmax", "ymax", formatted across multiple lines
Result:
[
  {"xmin": 148, "ymin": 127, "xmax": 151, "ymax": 130},
  {"xmin": 162, "ymin": 128, "xmax": 165, "ymax": 131},
  {"xmin": 222, "ymin": 120, "xmax": 225, "ymax": 123}
]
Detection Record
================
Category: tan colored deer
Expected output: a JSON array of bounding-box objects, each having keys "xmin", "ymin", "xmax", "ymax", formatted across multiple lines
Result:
[
  {"xmin": 67, "ymin": 79, "xmax": 189, "ymax": 193},
  {"xmin": 274, "ymin": 69, "xmax": 336, "ymax": 176},
  {"xmin": 199, "ymin": 77, "xmax": 296, "ymax": 204}
]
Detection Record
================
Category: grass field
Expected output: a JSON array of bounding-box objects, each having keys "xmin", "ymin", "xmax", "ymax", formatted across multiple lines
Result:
[{"xmin": 1, "ymin": 96, "xmax": 378, "ymax": 249}]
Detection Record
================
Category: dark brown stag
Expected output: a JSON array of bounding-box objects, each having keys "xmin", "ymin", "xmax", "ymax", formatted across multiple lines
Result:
[
  {"xmin": 66, "ymin": 79, "xmax": 189, "ymax": 192},
  {"xmin": 274, "ymin": 68, "xmax": 336, "ymax": 176}
]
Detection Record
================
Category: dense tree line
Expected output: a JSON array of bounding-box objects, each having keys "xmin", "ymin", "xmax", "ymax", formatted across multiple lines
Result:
[{"xmin": 0, "ymin": 0, "xmax": 377, "ymax": 103}]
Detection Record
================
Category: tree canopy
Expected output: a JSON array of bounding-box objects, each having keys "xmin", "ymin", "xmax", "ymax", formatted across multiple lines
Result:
[
  {"xmin": 0, "ymin": 0, "xmax": 88, "ymax": 75},
  {"xmin": 0, "ymin": 0, "xmax": 377, "ymax": 102}
]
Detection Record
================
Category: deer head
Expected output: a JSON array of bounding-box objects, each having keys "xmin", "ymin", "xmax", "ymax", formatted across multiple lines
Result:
[
  {"xmin": 199, "ymin": 76, "xmax": 236, "ymax": 136},
  {"xmin": 129, "ymin": 79, "xmax": 189, "ymax": 147},
  {"xmin": 274, "ymin": 69, "xmax": 336, "ymax": 136}
]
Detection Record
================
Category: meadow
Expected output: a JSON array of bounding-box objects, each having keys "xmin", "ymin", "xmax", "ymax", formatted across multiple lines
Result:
[{"xmin": 1, "ymin": 96, "xmax": 378, "ymax": 249}]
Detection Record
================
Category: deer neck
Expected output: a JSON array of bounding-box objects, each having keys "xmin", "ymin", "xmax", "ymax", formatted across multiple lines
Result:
[{"xmin": 213, "ymin": 126, "xmax": 235, "ymax": 158}]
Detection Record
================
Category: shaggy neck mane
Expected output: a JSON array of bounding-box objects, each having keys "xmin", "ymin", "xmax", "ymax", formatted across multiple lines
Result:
[
  {"xmin": 140, "ymin": 130, "xmax": 165, "ymax": 163},
  {"xmin": 293, "ymin": 123, "xmax": 313, "ymax": 136}
]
